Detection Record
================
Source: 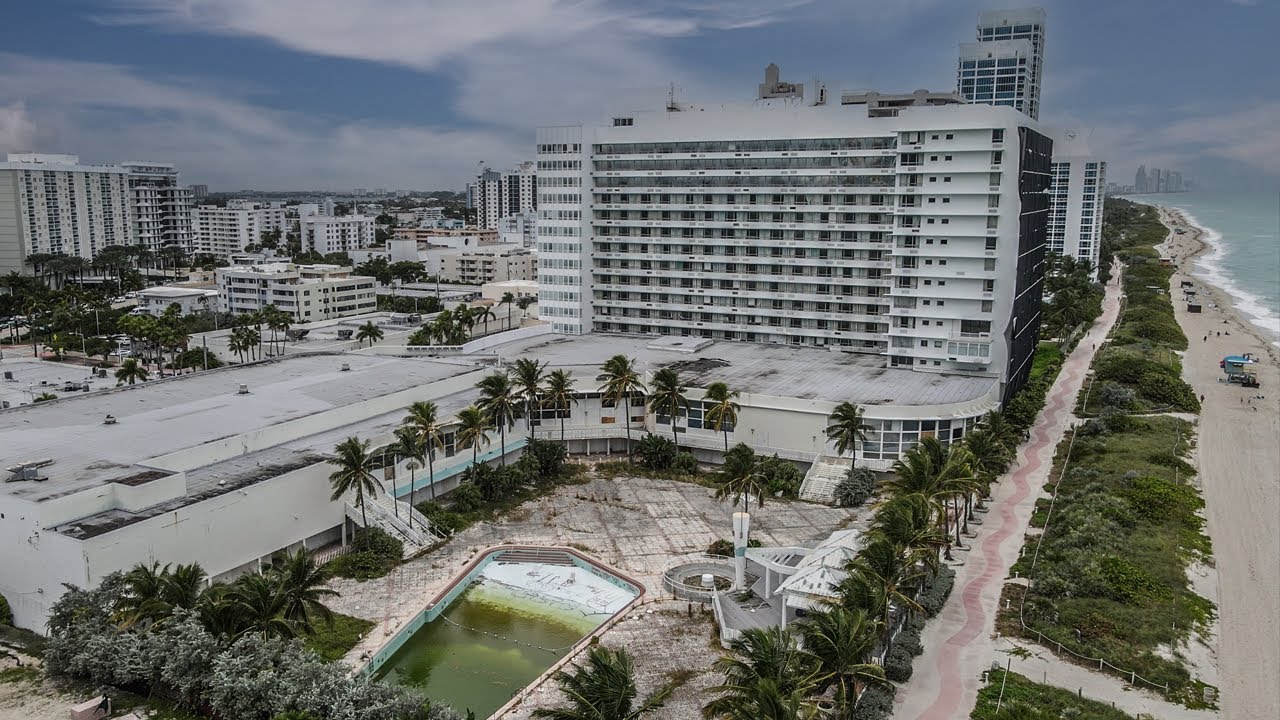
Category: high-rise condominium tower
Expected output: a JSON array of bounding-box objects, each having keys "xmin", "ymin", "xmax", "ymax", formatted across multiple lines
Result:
[
  {"xmin": 537, "ymin": 73, "xmax": 1053, "ymax": 400},
  {"xmin": 475, "ymin": 162, "xmax": 538, "ymax": 229},
  {"xmin": 957, "ymin": 7, "xmax": 1046, "ymax": 120},
  {"xmin": 121, "ymin": 162, "xmax": 194, "ymax": 254}
]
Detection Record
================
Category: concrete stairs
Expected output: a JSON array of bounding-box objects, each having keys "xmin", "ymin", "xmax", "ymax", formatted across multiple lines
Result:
[{"xmin": 799, "ymin": 454, "xmax": 854, "ymax": 504}]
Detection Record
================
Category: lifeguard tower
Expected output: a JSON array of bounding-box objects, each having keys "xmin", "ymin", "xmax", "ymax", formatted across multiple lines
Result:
[{"xmin": 1221, "ymin": 354, "xmax": 1260, "ymax": 388}]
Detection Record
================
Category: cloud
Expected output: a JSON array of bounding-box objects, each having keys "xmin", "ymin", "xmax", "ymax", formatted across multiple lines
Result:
[
  {"xmin": 0, "ymin": 53, "xmax": 526, "ymax": 189},
  {"xmin": 0, "ymin": 101, "xmax": 38, "ymax": 152}
]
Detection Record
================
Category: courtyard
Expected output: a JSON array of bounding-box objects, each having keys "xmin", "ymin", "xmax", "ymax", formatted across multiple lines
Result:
[{"xmin": 326, "ymin": 464, "xmax": 869, "ymax": 717}]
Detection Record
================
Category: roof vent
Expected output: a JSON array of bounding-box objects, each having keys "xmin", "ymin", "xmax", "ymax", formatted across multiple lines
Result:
[
  {"xmin": 6, "ymin": 459, "xmax": 52, "ymax": 483},
  {"xmin": 238, "ymin": 384, "xmax": 250, "ymax": 395}
]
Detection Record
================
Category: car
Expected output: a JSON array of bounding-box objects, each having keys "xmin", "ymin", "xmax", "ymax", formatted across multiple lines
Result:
[
  {"xmin": 124, "ymin": 292, "xmax": 138, "ymax": 299},
  {"xmin": 128, "ymin": 307, "xmax": 152, "ymax": 316},
  {"xmin": 113, "ymin": 296, "xmax": 128, "ymax": 303},
  {"xmin": 112, "ymin": 349, "xmax": 132, "ymax": 357}
]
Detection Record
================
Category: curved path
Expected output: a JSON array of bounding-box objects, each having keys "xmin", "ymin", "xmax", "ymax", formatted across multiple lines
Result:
[{"xmin": 895, "ymin": 268, "xmax": 1125, "ymax": 719}]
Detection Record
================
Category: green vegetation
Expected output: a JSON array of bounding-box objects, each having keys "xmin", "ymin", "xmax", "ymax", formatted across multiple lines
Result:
[
  {"xmin": 1029, "ymin": 343, "xmax": 1064, "ymax": 384},
  {"xmin": 1041, "ymin": 253, "xmax": 1105, "ymax": 341},
  {"xmin": 1080, "ymin": 199, "xmax": 1198, "ymax": 415},
  {"xmin": 304, "ymin": 612, "xmax": 376, "ymax": 662},
  {"xmin": 971, "ymin": 669, "xmax": 1139, "ymax": 720},
  {"xmin": 1005, "ymin": 414, "xmax": 1213, "ymax": 695},
  {"xmin": 324, "ymin": 527, "xmax": 405, "ymax": 581},
  {"xmin": 533, "ymin": 645, "xmax": 673, "ymax": 720}
]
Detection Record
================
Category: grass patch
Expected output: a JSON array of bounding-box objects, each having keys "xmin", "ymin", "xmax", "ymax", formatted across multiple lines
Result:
[
  {"xmin": 0, "ymin": 665, "xmax": 41, "ymax": 684},
  {"xmin": 1030, "ymin": 342, "xmax": 1064, "ymax": 384},
  {"xmin": 1009, "ymin": 415, "xmax": 1213, "ymax": 696},
  {"xmin": 593, "ymin": 459, "xmax": 713, "ymax": 486},
  {"xmin": 972, "ymin": 669, "xmax": 1139, "ymax": 720},
  {"xmin": 304, "ymin": 612, "xmax": 376, "ymax": 662},
  {"xmin": 0, "ymin": 623, "xmax": 48, "ymax": 656}
]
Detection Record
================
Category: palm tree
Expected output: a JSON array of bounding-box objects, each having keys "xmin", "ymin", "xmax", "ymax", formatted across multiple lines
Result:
[
  {"xmin": 327, "ymin": 437, "xmax": 379, "ymax": 531},
  {"xmin": 976, "ymin": 410, "xmax": 1020, "ymax": 455},
  {"xmin": 114, "ymin": 357, "xmax": 149, "ymax": 385},
  {"xmin": 228, "ymin": 327, "xmax": 252, "ymax": 363},
  {"xmin": 393, "ymin": 425, "xmax": 427, "ymax": 526},
  {"xmin": 869, "ymin": 495, "xmax": 948, "ymax": 579},
  {"xmin": 113, "ymin": 562, "xmax": 208, "ymax": 629},
  {"xmin": 455, "ymin": 405, "xmax": 493, "ymax": 468},
  {"xmin": 263, "ymin": 304, "xmax": 293, "ymax": 355},
  {"xmin": 512, "ymin": 357, "xmax": 549, "ymax": 439},
  {"xmin": 597, "ymin": 355, "xmax": 646, "ymax": 457},
  {"xmin": 702, "ymin": 626, "xmax": 822, "ymax": 720},
  {"xmin": 476, "ymin": 371, "xmax": 518, "ymax": 466},
  {"xmin": 962, "ymin": 429, "xmax": 1011, "ymax": 510},
  {"xmin": 825, "ymin": 402, "xmax": 874, "ymax": 464},
  {"xmin": 499, "ymin": 291, "xmax": 515, "ymax": 329},
  {"xmin": 355, "ymin": 321, "xmax": 383, "ymax": 347},
  {"xmin": 402, "ymin": 401, "xmax": 446, "ymax": 501},
  {"xmin": 272, "ymin": 548, "xmax": 336, "ymax": 635},
  {"xmin": 230, "ymin": 573, "xmax": 296, "ymax": 639},
  {"xmin": 475, "ymin": 305, "xmax": 498, "ymax": 336},
  {"xmin": 798, "ymin": 605, "xmax": 888, "ymax": 719},
  {"xmin": 884, "ymin": 437, "xmax": 971, "ymax": 557},
  {"xmin": 703, "ymin": 382, "xmax": 742, "ymax": 454},
  {"xmin": 838, "ymin": 537, "xmax": 924, "ymax": 645},
  {"xmin": 543, "ymin": 369, "xmax": 579, "ymax": 447},
  {"xmin": 714, "ymin": 443, "xmax": 769, "ymax": 514},
  {"xmin": 533, "ymin": 645, "xmax": 674, "ymax": 720},
  {"xmin": 648, "ymin": 368, "xmax": 689, "ymax": 447}
]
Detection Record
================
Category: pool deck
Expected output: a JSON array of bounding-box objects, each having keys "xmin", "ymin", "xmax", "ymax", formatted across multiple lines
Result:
[{"xmin": 329, "ymin": 468, "xmax": 867, "ymax": 717}]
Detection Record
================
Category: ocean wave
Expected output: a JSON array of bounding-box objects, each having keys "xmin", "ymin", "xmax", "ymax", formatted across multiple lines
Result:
[{"xmin": 1173, "ymin": 206, "xmax": 1280, "ymax": 346}]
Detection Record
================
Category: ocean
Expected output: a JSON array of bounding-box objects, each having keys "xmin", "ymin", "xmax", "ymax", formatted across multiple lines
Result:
[{"xmin": 1130, "ymin": 191, "xmax": 1280, "ymax": 345}]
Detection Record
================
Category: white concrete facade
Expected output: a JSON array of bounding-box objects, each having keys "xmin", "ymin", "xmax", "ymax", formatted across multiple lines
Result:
[
  {"xmin": 960, "ymin": 7, "xmax": 1047, "ymax": 120},
  {"xmin": 136, "ymin": 286, "xmax": 219, "ymax": 316},
  {"xmin": 302, "ymin": 214, "xmax": 374, "ymax": 255},
  {"xmin": 537, "ymin": 100, "xmax": 1052, "ymax": 389},
  {"xmin": 476, "ymin": 162, "xmax": 538, "ymax": 230},
  {"xmin": 194, "ymin": 201, "xmax": 288, "ymax": 259},
  {"xmin": 1048, "ymin": 142, "xmax": 1106, "ymax": 271},
  {"xmin": 121, "ymin": 162, "xmax": 194, "ymax": 254},
  {"xmin": 216, "ymin": 263, "xmax": 377, "ymax": 321},
  {"xmin": 0, "ymin": 154, "xmax": 134, "ymax": 275},
  {"xmin": 439, "ymin": 246, "xmax": 537, "ymax": 285}
]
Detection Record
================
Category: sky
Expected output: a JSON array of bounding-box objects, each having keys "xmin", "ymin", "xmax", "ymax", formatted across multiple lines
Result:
[{"xmin": 0, "ymin": 0, "xmax": 1276, "ymax": 192}]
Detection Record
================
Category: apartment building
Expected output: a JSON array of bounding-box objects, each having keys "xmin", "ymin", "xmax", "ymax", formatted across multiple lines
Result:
[
  {"xmin": 193, "ymin": 201, "xmax": 287, "ymax": 259},
  {"xmin": 497, "ymin": 212, "xmax": 538, "ymax": 246},
  {"xmin": 121, "ymin": 162, "xmax": 194, "ymax": 253},
  {"xmin": 439, "ymin": 246, "xmax": 537, "ymax": 285},
  {"xmin": 0, "ymin": 153, "xmax": 133, "ymax": 275},
  {"xmin": 475, "ymin": 162, "xmax": 538, "ymax": 229},
  {"xmin": 958, "ymin": 7, "xmax": 1047, "ymax": 120},
  {"xmin": 538, "ymin": 84, "xmax": 1051, "ymax": 399},
  {"xmin": 302, "ymin": 214, "xmax": 374, "ymax": 255},
  {"xmin": 1047, "ymin": 132, "xmax": 1106, "ymax": 271},
  {"xmin": 215, "ymin": 263, "xmax": 377, "ymax": 321}
]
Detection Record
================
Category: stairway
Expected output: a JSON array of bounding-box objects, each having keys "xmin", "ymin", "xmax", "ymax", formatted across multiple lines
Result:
[
  {"xmin": 799, "ymin": 454, "xmax": 854, "ymax": 504},
  {"xmin": 494, "ymin": 548, "xmax": 577, "ymax": 566},
  {"xmin": 346, "ymin": 490, "xmax": 443, "ymax": 556}
]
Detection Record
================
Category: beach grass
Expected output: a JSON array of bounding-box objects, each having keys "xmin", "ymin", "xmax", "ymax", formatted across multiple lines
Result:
[{"xmin": 971, "ymin": 669, "xmax": 1139, "ymax": 720}]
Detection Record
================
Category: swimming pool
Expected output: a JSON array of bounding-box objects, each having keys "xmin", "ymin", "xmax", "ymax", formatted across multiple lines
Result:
[{"xmin": 365, "ymin": 547, "xmax": 643, "ymax": 718}]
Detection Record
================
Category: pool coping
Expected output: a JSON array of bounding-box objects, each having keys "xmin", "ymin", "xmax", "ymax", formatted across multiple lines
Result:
[{"xmin": 361, "ymin": 543, "xmax": 647, "ymax": 719}]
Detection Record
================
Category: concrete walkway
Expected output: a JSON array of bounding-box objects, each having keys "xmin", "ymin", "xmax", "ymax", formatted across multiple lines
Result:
[{"xmin": 893, "ymin": 267, "xmax": 1208, "ymax": 718}]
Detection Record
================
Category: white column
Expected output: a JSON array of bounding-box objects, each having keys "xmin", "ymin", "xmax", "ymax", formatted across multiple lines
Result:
[{"xmin": 732, "ymin": 511, "xmax": 751, "ymax": 590}]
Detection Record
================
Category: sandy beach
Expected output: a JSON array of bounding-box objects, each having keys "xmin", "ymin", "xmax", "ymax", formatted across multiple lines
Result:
[{"xmin": 1158, "ymin": 205, "xmax": 1280, "ymax": 719}]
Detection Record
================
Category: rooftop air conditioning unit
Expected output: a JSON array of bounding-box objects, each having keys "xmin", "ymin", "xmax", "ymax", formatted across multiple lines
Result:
[
  {"xmin": 340, "ymin": 363, "xmax": 350, "ymax": 372},
  {"xmin": 238, "ymin": 384, "xmax": 250, "ymax": 395}
]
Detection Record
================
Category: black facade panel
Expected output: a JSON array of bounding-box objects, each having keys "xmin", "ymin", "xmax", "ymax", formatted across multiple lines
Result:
[{"xmin": 1004, "ymin": 127, "xmax": 1052, "ymax": 404}]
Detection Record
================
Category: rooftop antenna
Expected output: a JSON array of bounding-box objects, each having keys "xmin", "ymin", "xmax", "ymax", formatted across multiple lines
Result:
[{"xmin": 666, "ymin": 83, "xmax": 683, "ymax": 112}]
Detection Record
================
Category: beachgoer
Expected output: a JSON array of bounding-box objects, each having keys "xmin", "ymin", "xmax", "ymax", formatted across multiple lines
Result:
[{"xmin": 1201, "ymin": 394, "xmax": 1205, "ymax": 403}]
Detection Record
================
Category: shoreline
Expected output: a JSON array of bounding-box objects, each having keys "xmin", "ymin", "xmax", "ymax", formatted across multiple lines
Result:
[
  {"xmin": 1157, "ymin": 204, "xmax": 1280, "ymax": 720},
  {"xmin": 1130, "ymin": 195, "xmax": 1280, "ymax": 348}
]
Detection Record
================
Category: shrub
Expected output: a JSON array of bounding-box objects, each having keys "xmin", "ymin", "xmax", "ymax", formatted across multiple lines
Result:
[
  {"xmin": 1094, "ymin": 352, "xmax": 1176, "ymax": 385},
  {"xmin": 918, "ymin": 566, "xmax": 956, "ymax": 617},
  {"xmin": 883, "ymin": 643, "xmax": 915, "ymax": 682},
  {"xmin": 1137, "ymin": 372, "xmax": 1199, "ymax": 411},
  {"xmin": 353, "ymin": 526, "xmax": 403, "ymax": 559},
  {"xmin": 415, "ymin": 501, "xmax": 467, "ymax": 534},
  {"xmin": 834, "ymin": 466, "xmax": 877, "ymax": 507},
  {"xmin": 636, "ymin": 433, "xmax": 678, "ymax": 470},
  {"xmin": 1123, "ymin": 475, "xmax": 1203, "ymax": 527},
  {"xmin": 325, "ymin": 552, "xmax": 390, "ymax": 581},
  {"xmin": 172, "ymin": 348, "xmax": 224, "ymax": 370},
  {"xmin": 1100, "ymin": 410, "xmax": 1145, "ymax": 433},
  {"xmin": 894, "ymin": 616, "xmax": 925, "ymax": 657},
  {"xmin": 1099, "ymin": 556, "xmax": 1170, "ymax": 604},
  {"xmin": 525, "ymin": 437, "xmax": 567, "ymax": 479},
  {"xmin": 449, "ymin": 482, "xmax": 484, "ymax": 513},
  {"xmin": 671, "ymin": 451, "xmax": 699, "ymax": 475},
  {"xmin": 761, "ymin": 455, "xmax": 803, "ymax": 497},
  {"xmin": 707, "ymin": 539, "xmax": 734, "ymax": 557},
  {"xmin": 0, "ymin": 593, "xmax": 10, "ymax": 626},
  {"xmin": 851, "ymin": 683, "xmax": 896, "ymax": 720},
  {"xmin": 1097, "ymin": 382, "xmax": 1136, "ymax": 410},
  {"xmin": 1128, "ymin": 318, "xmax": 1186, "ymax": 347},
  {"xmin": 1078, "ymin": 418, "xmax": 1110, "ymax": 437}
]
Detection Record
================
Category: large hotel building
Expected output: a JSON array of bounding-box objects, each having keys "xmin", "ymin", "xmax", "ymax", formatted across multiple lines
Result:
[{"xmin": 537, "ymin": 76, "xmax": 1051, "ymax": 401}]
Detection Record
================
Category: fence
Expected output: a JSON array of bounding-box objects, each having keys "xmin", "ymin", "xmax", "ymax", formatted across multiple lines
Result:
[{"xmin": 1012, "ymin": 425, "xmax": 1174, "ymax": 696}]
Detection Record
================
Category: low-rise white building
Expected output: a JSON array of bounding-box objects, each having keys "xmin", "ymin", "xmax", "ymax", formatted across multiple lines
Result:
[
  {"xmin": 215, "ymin": 263, "xmax": 377, "ymax": 321},
  {"xmin": 439, "ymin": 246, "xmax": 537, "ymax": 285},
  {"xmin": 136, "ymin": 286, "xmax": 219, "ymax": 316}
]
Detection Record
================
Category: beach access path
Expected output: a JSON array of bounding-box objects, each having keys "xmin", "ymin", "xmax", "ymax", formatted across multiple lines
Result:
[
  {"xmin": 895, "ymin": 260, "xmax": 1134, "ymax": 719},
  {"xmin": 1161, "ymin": 206, "xmax": 1280, "ymax": 720}
]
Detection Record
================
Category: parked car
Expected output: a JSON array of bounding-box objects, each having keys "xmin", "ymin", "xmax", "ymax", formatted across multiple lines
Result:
[{"xmin": 124, "ymin": 292, "xmax": 138, "ymax": 299}]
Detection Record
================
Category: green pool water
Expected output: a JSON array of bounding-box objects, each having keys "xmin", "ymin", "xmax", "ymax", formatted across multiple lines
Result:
[{"xmin": 375, "ymin": 579, "xmax": 605, "ymax": 717}]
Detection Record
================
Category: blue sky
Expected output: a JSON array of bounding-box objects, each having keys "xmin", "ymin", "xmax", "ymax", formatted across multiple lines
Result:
[{"xmin": 1, "ymin": 0, "xmax": 1276, "ymax": 191}]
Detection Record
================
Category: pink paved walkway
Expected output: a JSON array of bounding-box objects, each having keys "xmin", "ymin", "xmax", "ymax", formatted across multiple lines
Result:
[{"xmin": 896, "ymin": 268, "xmax": 1125, "ymax": 719}]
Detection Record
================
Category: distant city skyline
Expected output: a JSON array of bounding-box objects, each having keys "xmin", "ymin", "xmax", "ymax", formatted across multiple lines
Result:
[{"xmin": 0, "ymin": 1, "xmax": 1275, "ymax": 191}]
